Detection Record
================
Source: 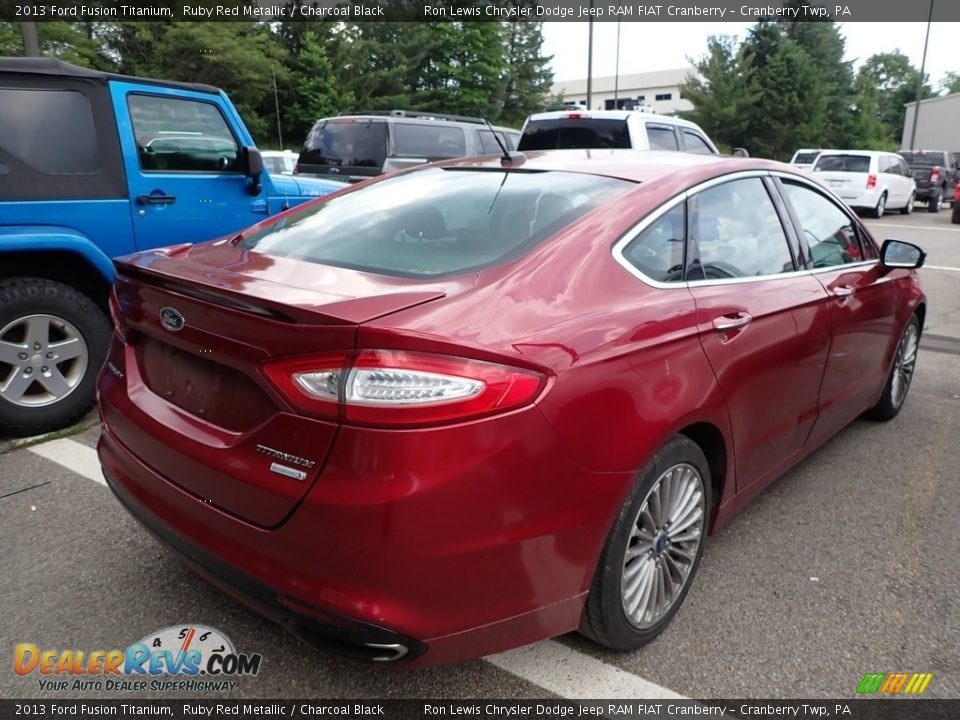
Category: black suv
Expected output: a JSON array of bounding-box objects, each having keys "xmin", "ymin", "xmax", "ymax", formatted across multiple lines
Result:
[{"xmin": 898, "ymin": 150, "xmax": 959, "ymax": 213}]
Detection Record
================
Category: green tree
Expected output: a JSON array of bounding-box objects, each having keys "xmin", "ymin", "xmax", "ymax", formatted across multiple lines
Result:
[
  {"xmin": 0, "ymin": 21, "xmax": 117, "ymax": 69},
  {"xmin": 855, "ymin": 51, "xmax": 934, "ymax": 145},
  {"xmin": 680, "ymin": 35, "xmax": 759, "ymax": 153},
  {"xmin": 281, "ymin": 30, "xmax": 353, "ymax": 147},
  {"xmin": 939, "ymin": 71, "xmax": 960, "ymax": 96},
  {"xmin": 499, "ymin": 21, "xmax": 554, "ymax": 127}
]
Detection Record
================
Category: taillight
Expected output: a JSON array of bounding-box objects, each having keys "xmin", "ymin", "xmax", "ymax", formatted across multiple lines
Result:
[
  {"xmin": 866, "ymin": 174, "xmax": 877, "ymax": 189},
  {"xmin": 929, "ymin": 168, "xmax": 939, "ymax": 183},
  {"xmin": 292, "ymin": 165, "xmax": 299, "ymax": 174},
  {"xmin": 566, "ymin": 113, "xmax": 583, "ymax": 119},
  {"xmin": 261, "ymin": 350, "xmax": 545, "ymax": 426}
]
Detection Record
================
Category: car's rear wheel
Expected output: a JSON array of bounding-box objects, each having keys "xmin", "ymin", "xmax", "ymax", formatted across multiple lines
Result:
[
  {"xmin": 580, "ymin": 435, "xmax": 711, "ymax": 650},
  {"xmin": 927, "ymin": 191, "xmax": 942, "ymax": 213},
  {"xmin": 865, "ymin": 314, "xmax": 920, "ymax": 422},
  {"xmin": 871, "ymin": 193, "xmax": 887, "ymax": 218},
  {"xmin": 952, "ymin": 203, "xmax": 960, "ymax": 224},
  {"xmin": 0, "ymin": 278, "xmax": 111, "ymax": 437},
  {"xmin": 900, "ymin": 193, "xmax": 914, "ymax": 215}
]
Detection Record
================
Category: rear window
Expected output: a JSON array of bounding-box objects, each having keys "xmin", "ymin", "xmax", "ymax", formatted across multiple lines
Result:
[
  {"xmin": 394, "ymin": 124, "xmax": 466, "ymax": 159},
  {"xmin": 238, "ymin": 167, "xmax": 633, "ymax": 278},
  {"xmin": 899, "ymin": 153, "xmax": 944, "ymax": 168},
  {"xmin": 518, "ymin": 119, "xmax": 631, "ymax": 150},
  {"xmin": 300, "ymin": 120, "xmax": 388, "ymax": 168},
  {"xmin": 814, "ymin": 155, "xmax": 870, "ymax": 173}
]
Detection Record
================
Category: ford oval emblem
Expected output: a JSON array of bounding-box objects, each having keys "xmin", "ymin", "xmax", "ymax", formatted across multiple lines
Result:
[{"xmin": 159, "ymin": 306, "xmax": 185, "ymax": 332}]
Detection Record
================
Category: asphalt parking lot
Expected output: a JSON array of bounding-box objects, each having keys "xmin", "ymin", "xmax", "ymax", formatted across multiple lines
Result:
[{"xmin": 1, "ymin": 211, "xmax": 958, "ymax": 701}]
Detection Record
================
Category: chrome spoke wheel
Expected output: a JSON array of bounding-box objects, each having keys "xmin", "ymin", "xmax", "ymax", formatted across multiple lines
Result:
[
  {"xmin": 621, "ymin": 463, "xmax": 705, "ymax": 629},
  {"xmin": 0, "ymin": 314, "xmax": 88, "ymax": 407},
  {"xmin": 890, "ymin": 323, "xmax": 918, "ymax": 410}
]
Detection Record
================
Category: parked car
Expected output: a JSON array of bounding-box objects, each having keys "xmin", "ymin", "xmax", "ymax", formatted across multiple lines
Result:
[
  {"xmin": 518, "ymin": 109, "xmax": 720, "ymax": 155},
  {"xmin": 98, "ymin": 149, "xmax": 926, "ymax": 668},
  {"xmin": 898, "ymin": 149, "xmax": 959, "ymax": 212},
  {"xmin": 789, "ymin": 148, "xmax": 823, "ymax": 170},
  {"xmin": 811, "ymin": 150, "xmax": 916, "ymax": 217},
  {"xmin": 0, "ymin": 57, "xmax": 345, "ymax": 437},
  {"xmin": 296, "ymin": 110, "xmax": 520, "ymax": 183},
  {"xmin": 262, "ymin": 150, "xmax": 298, "ymax": 175}
]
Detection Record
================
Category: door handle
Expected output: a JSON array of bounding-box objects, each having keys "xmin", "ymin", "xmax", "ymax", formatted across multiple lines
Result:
[
  {"xmin": 137, "ymin": 194, "xmax": 176, "ymax": 206},
  {"xmin": 833, "ymin": 285, "xmax": 855, "ymax": 301},
  {"xmin": 713, "ymin": 312, "xmax": 752, "ymax": 332}
]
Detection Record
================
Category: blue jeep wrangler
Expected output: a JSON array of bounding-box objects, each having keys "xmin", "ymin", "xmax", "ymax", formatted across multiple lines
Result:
[{"xmin": 0, "ymin": 58, "xmax": 345, "ymax": 436}]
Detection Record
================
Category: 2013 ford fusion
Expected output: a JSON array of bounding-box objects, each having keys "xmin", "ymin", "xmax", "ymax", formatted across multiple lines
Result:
[{"xmin": 97, "ymin": 150, "xmax": 926, "ymax": 667}]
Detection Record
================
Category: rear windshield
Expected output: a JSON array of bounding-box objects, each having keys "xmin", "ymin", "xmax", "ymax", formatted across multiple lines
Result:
[
  {"xmin": 899, "ymin": 153, "xmax": 944, "ymax": 168},
  {"xmin": 238, "ymin": 167, "xmax": 633, "ymax": 278},
  {"xmin": 792, "ymin": 152, "xmax": 820, "ymax": 164},
  {"xmin": 814, "ymin": 155, "xmax": 870, "ymax": 173},
  {"xmin": 519, "ymin": 119, "xmax": 631, "ymax": 151},
  {"xmin": 299, "ymin": 119, "xmax": 387, "ymax": 168}
]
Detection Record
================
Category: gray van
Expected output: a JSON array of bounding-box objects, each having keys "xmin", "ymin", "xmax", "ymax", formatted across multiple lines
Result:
[{"xmin": 296, "ymin": 110, "xmax": 520, "ymax": 183}]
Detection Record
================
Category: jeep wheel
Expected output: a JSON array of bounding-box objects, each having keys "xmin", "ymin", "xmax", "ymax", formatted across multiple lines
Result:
[
  {"xmin": 927, "ymin": 191, "xmax": 942, "ymax": 213},
  {"xmin": 0, "ymin": 278, "xmax": 111, "ymax": 437},
  {"xmin": 953, "ymin": 203, "xmax": 960, "ymax": 225}
]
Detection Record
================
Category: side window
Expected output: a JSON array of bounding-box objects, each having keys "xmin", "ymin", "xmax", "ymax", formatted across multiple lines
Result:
[
  {"xmin": 781, "ymin": 180, "xmax": 866, "ymax": 267},
  {"xmin": 0, "ymin": 88, "xmax": 99, "ymax": 174},
  {"xmin": 692, "ymin": 178, "xmax": 795, "ymax": 279},
  {"xmin": 477, "ymin": 130, "xmax": 516, "ymax": 155},
  {"xmin": 646, "ymin": 125, "xmax": 679, "ymax": 151},
  {"xmin": 682, "ymin": 131, "xmax": 713, "ymax": 155},
  {"xmin": 621, "ymin": 203, "xmax": 686, "ymax": 283},
  {"xmin": 899, "ymin": 159, "xmax": 910, "ymax": 176},
  {"xmin": 395, "ymin": 124, "xmax": 466, "ymax": 158},
  {"xmin": 128, "ymin": 94, "xmax": 240, "ymax": 173},
  {"xmin": 881, "ymin": 157, "xmax": 898, "ymax": 175}
]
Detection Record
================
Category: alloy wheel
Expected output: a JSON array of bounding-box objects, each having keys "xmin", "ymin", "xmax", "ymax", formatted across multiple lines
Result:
[
  {"xmin": 0, "ymin": 314, "xmax": 88, "ymax": 407},
  {"xmin": 890, "ymin": 322, "xmax": 919, "ymax": 410},
  {"xmin": 621, "ymin": 462, "xmax": 705, "ymax": 629}
]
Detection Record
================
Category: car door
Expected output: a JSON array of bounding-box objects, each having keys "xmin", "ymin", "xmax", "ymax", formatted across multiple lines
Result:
[
  {"xmin": 775, "ymin": 177, "xmax": 899, "ymax": 445},
  {"xmin": 685, "ymin": 175, "xmax": 832, "ymax": 492},
  {"xmin": 881, "ymin": 155, "xmax": 909, "ymax": 207},
  {"xmin": 111, "ymin": 82, "xmax": 268, "ymax": 251}
]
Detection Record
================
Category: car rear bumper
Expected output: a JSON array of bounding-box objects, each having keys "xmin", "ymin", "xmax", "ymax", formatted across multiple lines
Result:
[{"xmin": 97, "ymin": 389, "xmax": 630, "ymax": 667}]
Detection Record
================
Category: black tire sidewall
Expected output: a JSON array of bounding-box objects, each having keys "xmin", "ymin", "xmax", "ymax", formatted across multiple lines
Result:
[
  {"xmin": 866, "ymin": 314, "xmax": 920, "ymax": 422},
  {"xmin": 583, "ymin": 435, "xmax": 713, "ymax": 649},
  {"xmin": 0, "ymin": 279, "xmax": 111, "ymax": 436}
]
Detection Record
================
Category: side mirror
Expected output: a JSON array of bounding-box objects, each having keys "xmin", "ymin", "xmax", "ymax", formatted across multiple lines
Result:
[
  {"xmin": 244, "ymin": 146, "xmax": 264, "ymax": 196},
  {"xmin": 880, "ymin": 239, "xmax": 925, "ymax": 269},
  {"xmin": 731, "ymin": 147, "xmax": 750, "ymax": 158}
]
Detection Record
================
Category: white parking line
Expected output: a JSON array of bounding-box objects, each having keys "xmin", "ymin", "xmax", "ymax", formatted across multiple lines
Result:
[
  {"xmin": 868, "ymin": 222, "xmax": 959, "ymax": 233},
  {"xmin": 28, "ymin": 438, "xmax": 105, "ymax": 487},
  {"xmin": 923, "ymin": 265, "xmax": 960, "ymax": 273},
  {"xmin": 23, "ymin": 436, "xmax": 684, "ymax": 700},
  {"xmin": 487, "ymin": 639, "xmax": 685, "ymax": 699}
]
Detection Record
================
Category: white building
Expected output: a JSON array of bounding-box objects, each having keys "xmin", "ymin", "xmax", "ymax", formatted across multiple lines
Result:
[
  {"xmin": 901, "ymin": 93, "xmax": 960, "ymax": 150},
  {"xmin": 551, "ymin": 68, "xmax": 698, "ymax": 116}
]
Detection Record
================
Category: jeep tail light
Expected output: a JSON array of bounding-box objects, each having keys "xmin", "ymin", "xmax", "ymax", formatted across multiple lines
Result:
[
  {"xmin": 929, "ymin": 168, "xmax": 939, "ymax": 183},
  {"xmin": 262, "ymin": 350, "xmax": 545, "ymax": 426},
  {"xmin": 866, "ymin": 174, "xmax": 877, "ymax": 189}
]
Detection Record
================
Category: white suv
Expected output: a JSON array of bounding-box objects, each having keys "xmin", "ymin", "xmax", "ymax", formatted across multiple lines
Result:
[
  {"xmin": 518, "ymin": 110, "xmax": 719, "ymax": 155},
  {"xmin": 811, "ymin": 150, "xmax": 916, "ymax": 217}
]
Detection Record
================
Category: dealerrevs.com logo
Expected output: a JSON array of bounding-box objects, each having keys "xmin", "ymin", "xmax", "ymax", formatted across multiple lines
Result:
[{"xmin": 14, "ymin": 625, "xmax": 262, "ymax": 693}]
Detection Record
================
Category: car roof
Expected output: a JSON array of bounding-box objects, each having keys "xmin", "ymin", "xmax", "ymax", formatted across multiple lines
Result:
[
  {"xmin": 440, "ymin": 149, "xmax": 790, "ymax": 184},
  {"xmin": 0, "ymin": 57, "xmax": 220, "ymax": 95},
  {"xmin": 526, "ymin": 110, "xmax": 703, "ymax": 130},
  {"xmin": 816, "ymin": 150, "xmax": 898, "ymax": 158},
  {"xmin": 329, "ymin": 112, "xmax": 516, "ymax": 132}
]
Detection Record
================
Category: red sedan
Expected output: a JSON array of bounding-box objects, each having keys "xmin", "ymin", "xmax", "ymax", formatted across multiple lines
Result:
[{"xmin": 97, "ymin": 150, "xmax": 926, "ymax": 667}]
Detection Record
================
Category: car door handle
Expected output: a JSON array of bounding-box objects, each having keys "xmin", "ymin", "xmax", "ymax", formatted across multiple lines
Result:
[
  {"xmin": 833, "ymin": 285, "xmax": 855, "ymax": 300},
  {"xmin": 136, "ymin": 194, "xmax": 176, "ymax": 206},
  {"xmin": 712, "ymin": 312, "xmax": 752, "ymax": 332}
]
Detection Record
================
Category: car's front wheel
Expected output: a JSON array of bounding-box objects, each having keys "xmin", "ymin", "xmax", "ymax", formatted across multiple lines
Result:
[
  {"xmin": 865, "ymin": 314, "xmax": 920, "ymax": 422},
  {"xmin": 0, "ymin": 278, "xmax": 111, "ymax": 437},
  {"xmin": 580, "ymin": 435, "xmax": 712, "ymax": 650}
]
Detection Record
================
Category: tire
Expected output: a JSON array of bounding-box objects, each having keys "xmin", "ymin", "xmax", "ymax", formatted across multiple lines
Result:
[
  {"xmin": 900, "ymin": 193, "xmax": 914, "ymax": 215},
  {"xmin": 580, "ymin": 435, "xmax": 712, "ymax": 650},
  {"xmin": 871, "ymin": 193, "xmax": 886, "ymax": 218},
  {"xmin": 927, "ymin": 191, "xmax": 942, "ymax": 213},
  {"xmin": 952, "ymin": 204, "xmax": 960, "ymax": 225},
  {"xmin": 0, "ymin": 278, "xmax": 111, "ymax": 437},
  {"xmin": 864, "ymin": 314, "xmax": 920, "ymax": 422}
]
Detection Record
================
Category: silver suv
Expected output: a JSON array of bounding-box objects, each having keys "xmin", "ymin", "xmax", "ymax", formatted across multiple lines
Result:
[{"xmin": 296, "ymin": 110, "xmax": 520, "ymax": 183}]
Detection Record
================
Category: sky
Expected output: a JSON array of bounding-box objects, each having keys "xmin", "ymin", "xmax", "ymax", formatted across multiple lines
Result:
[{"xmin": 542, "ymin": 22, "xmax": 960, "ymax": 90}]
